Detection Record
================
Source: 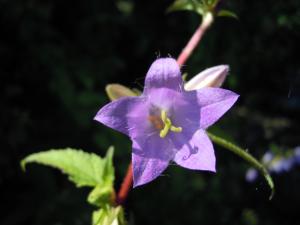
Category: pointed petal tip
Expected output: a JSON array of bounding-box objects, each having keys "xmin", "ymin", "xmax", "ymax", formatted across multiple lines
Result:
[
  {"xmin": 150, "ymin": 57, "xmax": 179, "ymax": 72},
  {"xmin": 144, "ymin": 57, "xmax": 183, "ymax": 93},
  {"xmin": 132, "ymin": 180, "xmax": 144, "ymax": 188},
  {"xmin": 93, "ymin": 105, "xmax": 108, "ymax": 124},
  {"xmin": 154, "ymin": 57, "xmax": 178, "ymax": 64},
  {"xmin": 210, "ymin": 64, "xmax": 229, "ymax": 72},
  {"xmin": 210, "ymin": 166, "xmax": 217, "ymax": 173},
  {"xmin": 93, "ymin": 110, "xmax": 102, "ymax": 123}
]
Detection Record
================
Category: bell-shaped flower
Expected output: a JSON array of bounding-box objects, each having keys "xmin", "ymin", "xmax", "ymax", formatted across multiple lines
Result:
[
  {"xmin": 184, "ymin": 65, "xmax": 229, "ymax": 91},
  {"xmin": 95, "ymin": 58, "xmax": 239, "ymax": 187}
]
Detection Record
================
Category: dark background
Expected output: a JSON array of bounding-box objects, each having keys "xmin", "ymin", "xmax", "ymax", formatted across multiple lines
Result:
[{"xmin": 1, "ymin": 0, "xmax": 300, "ymax": 225}]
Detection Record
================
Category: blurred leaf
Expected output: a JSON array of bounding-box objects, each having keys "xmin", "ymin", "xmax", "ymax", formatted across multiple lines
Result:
[
  {"xmin": 93, "ymin": 206, "xmax": 126, "ymax": 225},
  {"xmin": 106, "ymin": 84, "xmax": 137, "ymax": 101},
  {"xmin": 167, "ymin": 0, "xmax": 222, "ymax": 16},
  {"xmin": 242, "ymin": 209, "xmax": 258, "ymax": 225},
  {"xmin": 167, "ymin": 0, "xmax": 204, "ymax": 16},
  {"xmin": 21, "ymin": 147, "xmax": 115, "ymax": 188},
  {"xmin": 217, "ymin": 9, "xmax": 238, "ymax": 19},
  {"xmin": 131, "ymin": 88, "xmax": 142, "ymax": 96},
  {"xmin": 116, "ymin": 0, "xmax": 134, "ymax": 15}
]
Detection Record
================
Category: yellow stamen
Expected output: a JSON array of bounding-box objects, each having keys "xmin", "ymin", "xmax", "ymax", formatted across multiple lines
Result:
[
  {"xmin": 170, "ymin": 126, "xmax": 182, "ymax": 133},
  {"xmin": 159, "ymin": 110, "xmax": 182, "ymax": 138},
  {"xmin": 161, "ymin": 110, "xmax": 167, "ymax": 123}
]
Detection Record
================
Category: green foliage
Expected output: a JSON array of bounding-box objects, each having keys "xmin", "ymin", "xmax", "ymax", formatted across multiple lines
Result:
[
  {"xmin": 217, "ymin": 9, "xmax": 238, "ymax": 19},
  {"xmin": 93, "ymin": 206, "xmax": 126, "ymax": 225},
  {"xmin": 106, "ymin": 84, "xmax": 137, "ymax": 101},
  {"xmin": 21, "ymin": 147, "xmax": 115, "ymax": 188},
  {"xmin": 21, "ymin": 147, "xmax": 122, "ymax": 224},
  {"xmin": 242, "ymin": 209, "xmax": 258, "ymax": 225},
  {"xmin": 167, "ymin": 0, "xmax": 204, "ymax": 16},
  {"xmin": 167, "ymin": 0, "xmax": 220, "ymax": 16},
  {"xmin": 88, "ymin": 185, "xmax": 114, "ymax": 207}
]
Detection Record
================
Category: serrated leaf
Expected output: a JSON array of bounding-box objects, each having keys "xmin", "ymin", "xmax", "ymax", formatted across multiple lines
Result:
[
  {"xmin": 21, "ymin": 147, "xmax": 114, "ymax": 188},
  {"xmin": 93, "ymin": 206, "xmax": 126, "ymax": 225},
  {"xmin": 217, "ymin": 9, "xmax": 238, "ymax": 19}
]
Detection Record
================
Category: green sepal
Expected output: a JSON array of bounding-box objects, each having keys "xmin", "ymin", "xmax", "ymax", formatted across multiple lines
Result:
[
  {"xmin": 167, "ymin": 0, "xmax": 222, "ymax": 16},
  {"xmin": 167, "ymin": 0, "xmax": 204, "ymax": 16},
  {"xmin": 93, "ymin": 206, "xmax": 127, "ymax": 225},
  {"xmin": 131, "ymin": 88, "xmax": 142, "ymax": 96},
  {"xmin": 182, "ymin": 72, "xmax": 188, "ymax": 82},
  {"xmin": 106, "ymin": 84, "xmax": 137, "ymax": 101},
  {"xmin": 217, "ymin": 9, "xmax": 238, "ymax": 19},
  {"xmin": 21, "ymin": 147, "xmax": 115, "ymax": 188}
]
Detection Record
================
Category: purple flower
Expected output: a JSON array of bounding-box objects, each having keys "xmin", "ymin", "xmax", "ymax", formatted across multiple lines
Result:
[
  {"xmin": 95, "ymin": 58, "xmax": 239, "ymax": 187},
  {"xmin": 245, "ymin": 168, "xmax": 258, "ymax": 182},
  {"xmin": 246, "ymin": 146, "xmax": 300, "ymax": 182},
  {"xmin": 294, "ymin": 146, "xmax": 300, "ymax": 164}
]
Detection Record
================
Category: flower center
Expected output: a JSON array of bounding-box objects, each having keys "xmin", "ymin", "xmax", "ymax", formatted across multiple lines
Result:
[{"xmin": 148, "ymin": 110, "xmax": 182, "ymax": 138}]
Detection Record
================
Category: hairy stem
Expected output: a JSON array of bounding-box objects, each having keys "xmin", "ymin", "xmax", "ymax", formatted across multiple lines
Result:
[
  {"xmin": 207, "ymin": 131, "xmax": 275, "ymax": 200},
  {"xmin": 177, "ymin": 12, "xmax": 214, "ymax": 66}
]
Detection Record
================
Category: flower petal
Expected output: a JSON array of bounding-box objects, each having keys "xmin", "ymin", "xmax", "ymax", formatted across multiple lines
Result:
[
  {"xmin": 185, "ymin": 87, "xmax": 239, "ymax": 129},
  {"xmin": 184, "ymin": 65, "xmax": 229, "ymax": 91},
  {"xmin": 132, "ymin": 141, "xmax": 170, "ymax": 187},
  {"xmin": 94, "ymin": 96, "xmax": 149, "ymax": 137},
  {"xmin": 132, "ymin": 131, "xmax": 175, "ymax": 161},
  {"xmin": 144, "ymin": 58, "xmax": 183, "ymax": 94},
  {"xmin": 173, "ymin": 130, "xmax": 216, "ymax": 171}
]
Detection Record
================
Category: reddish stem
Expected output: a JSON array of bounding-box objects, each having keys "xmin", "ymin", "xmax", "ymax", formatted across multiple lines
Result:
[
  {"xmin": 116, "ymin": 162, "xmax": 133, "ymax": 205},
  {"xmin": 177, "ymin": 13, "xmax": 214, "ymax": 67},
  {"xmin": 115, "ymin": 13, "xmax": 214, "ymax": 206}
]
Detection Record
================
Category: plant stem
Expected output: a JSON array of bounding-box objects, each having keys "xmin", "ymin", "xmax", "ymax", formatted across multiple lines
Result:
[
  {"xmin": 207, "ymin": 131, "xmax": 275, "ymax": 200},
  {"xmin": 116, "ymin": 163, "xmax": 133, "ymax": 205},
  {"xmin": 177, "ymin": 12, "xmax": 214, "ymax": 67}
]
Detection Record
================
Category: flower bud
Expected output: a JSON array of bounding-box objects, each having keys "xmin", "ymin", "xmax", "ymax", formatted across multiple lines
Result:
[{"xmin": 184, "ymin": 65, "xmax": 229, "ymax": 91}]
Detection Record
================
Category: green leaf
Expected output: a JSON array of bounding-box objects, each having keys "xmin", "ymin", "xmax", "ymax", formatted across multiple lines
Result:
[
  {"xmin": 207, "ymin": 132, "xmax": 275, "ymax": 200},
  {"xmin": 167, "ymin": 0, "xmax": 204, "ymax": 16},
  {"xmin": 93, "ymin": 206, "xmax": 126, "ymax": 225},
  {"xmin": 106, "ymin": 84, "xmax": 137, "ymax": 101},
  {"xmin": 88, "ymin": 184, "xmax": 114, "ymax": 207},
  {"xmin": 217, "ymin": 9, "xmax": 238, "ymax": 19},
  {"xmin": 21, "ymin": 147, "xmax": 115, "ymax": 188}
]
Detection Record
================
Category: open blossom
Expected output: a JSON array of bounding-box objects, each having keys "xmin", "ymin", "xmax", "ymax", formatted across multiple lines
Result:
[{"xmin": 95, "ymin": 58, "xmax": 239, "ymax": 187}]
